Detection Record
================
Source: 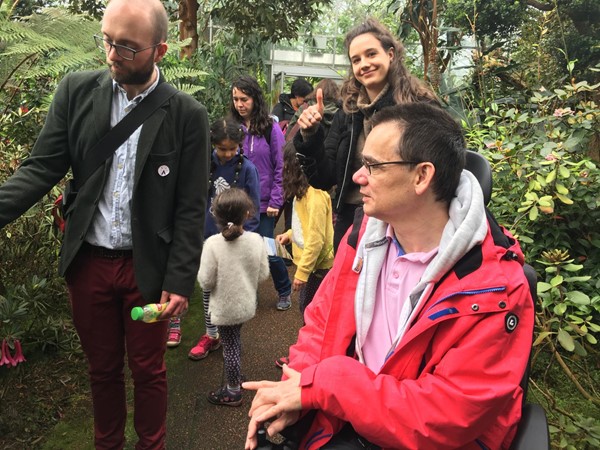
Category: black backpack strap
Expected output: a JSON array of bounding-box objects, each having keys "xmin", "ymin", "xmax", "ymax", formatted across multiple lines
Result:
[
  {"xmin": 263, "ymin": 122, "xmax": 273, "ymax": 146},
  {"xmin": 347, "ymin": 206, "xmax": 365, "ymax": 250},
  {"xmin": 77, "ymin": 82, "xmax": 178, "ymax": 188}
]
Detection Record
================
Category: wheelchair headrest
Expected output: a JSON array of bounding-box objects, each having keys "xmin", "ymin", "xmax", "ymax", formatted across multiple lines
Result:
[{"xmin": 465, "ymin": 150, "xmax": 492, "ymax": 205}]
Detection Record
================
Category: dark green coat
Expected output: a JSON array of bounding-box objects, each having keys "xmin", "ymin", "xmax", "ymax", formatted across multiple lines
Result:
[{"xmin": 0, "ymin": 69, "xmax": 210, "ymax": 301}]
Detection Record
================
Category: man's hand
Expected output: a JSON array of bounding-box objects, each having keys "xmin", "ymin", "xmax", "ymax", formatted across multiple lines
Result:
[
  {"xmin": 243, "ymin": 365, "xmax": 302, "ymax": 449},
  {"xmin": 297, "ymin": 89, "xmax": 324, "ymax": 132},
  {"xmin": 160, "ymin": 291, "xmax": 188, "ymax": 319}
]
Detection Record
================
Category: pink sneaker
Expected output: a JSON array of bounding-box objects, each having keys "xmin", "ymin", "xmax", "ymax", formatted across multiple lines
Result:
[
  {"xmin": 188, "ymin": 334, "xmax": 221, "ymax": 360},
  {"xmin": 166, "ymin": 328, "xmax": 181, "ymax": 348}
]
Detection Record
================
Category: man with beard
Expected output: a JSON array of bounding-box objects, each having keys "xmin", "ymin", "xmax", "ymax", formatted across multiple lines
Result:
[{"xmin": 0, "ymin": 0, "xmax": 210, "ymax": 448}]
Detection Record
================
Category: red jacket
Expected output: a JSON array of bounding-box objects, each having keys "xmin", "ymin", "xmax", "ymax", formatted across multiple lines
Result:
[{"xmin": 288, "ymin": 212, "xmax": 534, "ymax": 450}]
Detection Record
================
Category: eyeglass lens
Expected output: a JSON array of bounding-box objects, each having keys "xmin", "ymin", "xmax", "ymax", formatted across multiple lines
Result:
[{"xmin": 94, "ymin": 36, "xmax": 135, "ymax": 60}]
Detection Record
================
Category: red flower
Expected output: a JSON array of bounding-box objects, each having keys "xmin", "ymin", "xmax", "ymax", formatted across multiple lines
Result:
[
  {"xmin": 0, "ymin": 339, "xmax": 13, "ymax": 366},
  {"xmin": 12, "ymin": 340, "xmax": 26, "ymax": 365}
]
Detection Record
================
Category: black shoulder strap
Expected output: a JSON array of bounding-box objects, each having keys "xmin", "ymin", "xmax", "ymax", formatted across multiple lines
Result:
[
  {"xmin": 347, "ymin": 206, "xmax": 365, "ymax": 250},
  {"xmin": 264, "ymin": 122, "xmax": 272, "ymax": 146},
  {"xmin": 77, "ymin": 82, "xmax": 178, "ymax": 188}
]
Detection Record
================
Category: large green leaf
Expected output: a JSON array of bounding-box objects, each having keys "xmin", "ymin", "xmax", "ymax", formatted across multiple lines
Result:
[
  {"xmin": 566, "ymin": 291, "xmax": 591, "ymax": 305},
  {"xmin": 556, "ymin": 193, "xmax": 574, "ymax": 205},
  {"xmin": 557, "ymin": 328, "xmax": 575, "ymax": 351}
]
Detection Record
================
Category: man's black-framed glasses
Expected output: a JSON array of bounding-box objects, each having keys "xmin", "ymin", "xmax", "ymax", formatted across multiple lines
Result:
[
  {"xmin": 361, "ymin": 157, "xmax": 420, "ymax": 175},
  {"xmin": 94, "ymin": 35, "xmax": 160, "ymax": 61}
]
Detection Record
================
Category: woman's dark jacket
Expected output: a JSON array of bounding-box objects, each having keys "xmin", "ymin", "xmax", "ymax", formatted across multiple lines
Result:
[{"xmin": 293, "ymin": 90, "xmax": 395, "ymax": 212}]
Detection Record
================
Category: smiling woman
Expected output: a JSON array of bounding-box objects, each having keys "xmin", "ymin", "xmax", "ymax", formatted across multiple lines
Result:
[
  {"xmin": 348, "ymin": 32, "xmax": 394, "ymax": 101},
  {"xmin": 292, "ymin": 17, "xmax": 440, "ymax": 250}
]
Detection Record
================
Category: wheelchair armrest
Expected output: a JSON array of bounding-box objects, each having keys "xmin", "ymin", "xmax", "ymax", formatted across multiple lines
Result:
[{"xmin": 510, "ymin": 403, "xmax": 550, "ymax": 450}]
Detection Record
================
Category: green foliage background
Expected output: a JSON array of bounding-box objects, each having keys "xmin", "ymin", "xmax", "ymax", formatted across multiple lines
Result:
[{"xmin": 1, "ymin": 1, "xmax": 599, "ymax": 448}]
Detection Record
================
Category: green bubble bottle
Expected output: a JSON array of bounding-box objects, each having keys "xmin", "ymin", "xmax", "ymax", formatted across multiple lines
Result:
[{"xmin": 130, "ymin": 302, "xmax": 169, "ymax": 323}]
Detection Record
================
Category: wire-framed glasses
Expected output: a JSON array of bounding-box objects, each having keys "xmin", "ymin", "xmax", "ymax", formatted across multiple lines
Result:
[
  {"xmin": 361, "ymin": 157, "xmax": 420, "ymax": 175},
  {"xmin": 94, "ymin": 35, "xmax": 160, "ymax": 61}
]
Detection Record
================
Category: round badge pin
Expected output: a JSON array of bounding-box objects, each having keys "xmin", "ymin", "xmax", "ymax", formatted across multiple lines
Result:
[{"xmin": 158, "ymin": 165, "xmax": 170, "ymax": 177}]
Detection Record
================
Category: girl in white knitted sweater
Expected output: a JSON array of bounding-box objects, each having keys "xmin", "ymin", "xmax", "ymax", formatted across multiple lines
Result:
[{"xmin": 198, "ymin": 188, "xmax": 269, "ymax": 406}]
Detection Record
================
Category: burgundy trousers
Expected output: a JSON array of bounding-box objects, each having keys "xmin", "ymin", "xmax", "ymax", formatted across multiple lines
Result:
[{"xmin": 66, "ymin": 248, "xmax": 169, "ymax": 450}]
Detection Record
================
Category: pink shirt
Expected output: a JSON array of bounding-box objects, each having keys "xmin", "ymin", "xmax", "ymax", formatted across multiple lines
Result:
[{"xmin": 362, "ymin": 226, "xmax": 438, "ymax": 372}]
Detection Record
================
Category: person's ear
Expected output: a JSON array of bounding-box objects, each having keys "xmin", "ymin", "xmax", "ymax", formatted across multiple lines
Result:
[
  {"xmin": 388, "ymin": 47, "xmax": 394, "ymax": 62},
  {"xmin": 154, "ymin": 42, "xmax": 168, "ymax": 63},
  {"xmin": 414, "ymin": 162, "xmax": 435, "ymax": 196}
]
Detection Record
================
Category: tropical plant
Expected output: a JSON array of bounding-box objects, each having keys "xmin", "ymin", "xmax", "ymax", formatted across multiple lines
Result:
[
  {"xmin": 160, "ymin": 41, "xmax": 208, "ymax": 97},
  {"xmin": 443, "ymin": 0, "xmax": 600, "ymax": 94},
  {"xmin": 177, "ymin": 0, "xmax": 333, "ymax": 57},
  {"xmin": 191, "ymin": 24, "xmax": 269, "ymax": 120},
  {"xmin": 461, "ymin": 74, "xmax": 600, "ymax": 448},
  {"xmin": 0, "ymin": 6, "xmax": 101, "ymax": 94}
]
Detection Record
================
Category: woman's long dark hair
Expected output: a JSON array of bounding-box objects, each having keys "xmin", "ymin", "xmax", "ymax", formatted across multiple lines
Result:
[
  {"xmin": 341, "ymin": 18, "xmax": 438, "ymax": 112},
  {"xmin": 282, "ymin": 142, "xmax": 309, "ymax": 201},
  {"xmin": 229, "ymin": 75, "xmax": 272, "ymax": 137}
]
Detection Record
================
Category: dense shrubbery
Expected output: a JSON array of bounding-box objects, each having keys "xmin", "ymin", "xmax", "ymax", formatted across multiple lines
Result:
[
  {"xmin": 0, "ymin": 7, "xmax": 88, "ymax": 365},
  {"xmin": 1, "ymin": 3, "xmax": 599, "ymax": 449},
  {"xmin": 462, "ymin": 78, "xmax": 600, "ymax": 448},
  {"xmin": 0, "ymin": 85, "xmax": 79, "ymax": 362}
]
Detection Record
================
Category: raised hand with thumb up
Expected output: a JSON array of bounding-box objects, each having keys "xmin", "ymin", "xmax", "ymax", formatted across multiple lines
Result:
[{"xmin": 297, "ymin": 88, "xmax": 325, "ymax": 132}]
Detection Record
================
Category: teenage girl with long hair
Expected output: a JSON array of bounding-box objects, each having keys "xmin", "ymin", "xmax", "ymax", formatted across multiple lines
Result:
[{"xmin": 294, "ymin": 18, "xmax": 439, "ymax": 250}]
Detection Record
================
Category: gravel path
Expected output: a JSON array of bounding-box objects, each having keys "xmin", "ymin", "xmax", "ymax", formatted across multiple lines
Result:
[{"xmin": 166, "ymin": 267, "xmax": 303, "ymax": 450}]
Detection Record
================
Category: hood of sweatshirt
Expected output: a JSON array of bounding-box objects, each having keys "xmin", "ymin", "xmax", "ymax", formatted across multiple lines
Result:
[{"xmin": 352, "ymin": 170, "xmax": 488, "ymax": 362}]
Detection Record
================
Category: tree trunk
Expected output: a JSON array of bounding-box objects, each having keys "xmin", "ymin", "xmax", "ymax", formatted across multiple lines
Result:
[
  {"xmin": 179, "ymin": 0, "xmax": 199, "ymax": 59},
  {"xmin": 427, "ymin": 0, "xmax": 441, "ymax": 91}
]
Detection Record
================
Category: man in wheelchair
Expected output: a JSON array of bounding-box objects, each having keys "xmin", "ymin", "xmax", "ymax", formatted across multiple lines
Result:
[{"xmin": 243, "ymin": 103, "xmax": 535, "ymax": 450}]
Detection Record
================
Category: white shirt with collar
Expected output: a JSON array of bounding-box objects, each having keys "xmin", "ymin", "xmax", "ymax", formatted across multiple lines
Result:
[{"xmin": 86, "ymin": 66, "xmax": 160, "ymax": 250}]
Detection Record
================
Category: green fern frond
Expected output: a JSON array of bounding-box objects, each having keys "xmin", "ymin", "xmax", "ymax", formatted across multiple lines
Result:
[
  {"xmin": 2, "ymin": 37, "xmax": 73, "ymax": 57},
  {"xmin": 26, "ymin": 51, "xmax": 101, "ymax": 79},
  {"xmin": 161, "ymin": 67, "xmax": 208, "ymax": 82},
  {"xmin": 169, "ymin": 38, "xmax": 193, "ymax": 50},
  {"xmin": 170, "ymin": 83, "xmax": 205, "ymax": 96},
  {"xmin": 0, "ymin": 25, "xmax": 40, "ymax": 45},
  {"xmin": 1, "ymin": 7, "xmax": 101, "ymax": 89}
]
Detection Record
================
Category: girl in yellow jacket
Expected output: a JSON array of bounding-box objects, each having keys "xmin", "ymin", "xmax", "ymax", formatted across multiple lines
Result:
[{"xmin": 276, "ymin": 143, "xmax": 335, "ymax": 319}]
